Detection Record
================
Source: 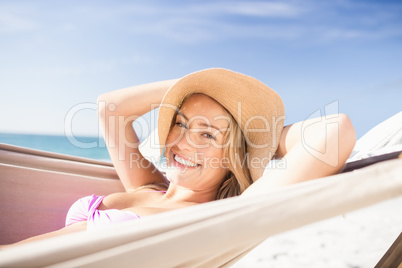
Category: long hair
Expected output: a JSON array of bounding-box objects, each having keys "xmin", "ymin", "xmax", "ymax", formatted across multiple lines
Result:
[{"xmin": 216, "ymin": 111, "xmax": 253, "ymax": 199}]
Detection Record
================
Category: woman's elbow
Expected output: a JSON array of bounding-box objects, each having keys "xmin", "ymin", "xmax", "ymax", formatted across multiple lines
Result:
[
  {"xmin": 316, "ymin": 113, "xmax": 356, "ymax": 172},
  {"xmin": 97, "ymin": 94, "xmax": 107, "ymax": 120},
  {"xmin": 97, "ymin": 92, "xmax": 116, "ymax": 119},
  {"xmin": 97, "ymin": 93, "xmax": 110, "ymax": 108},
  {"xmin": 337, "ymin": 113, "xmax": 357, "ymax": 159}
]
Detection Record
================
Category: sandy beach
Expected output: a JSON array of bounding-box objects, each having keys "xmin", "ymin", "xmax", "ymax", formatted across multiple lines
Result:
[{"xmin": 233, "ymin": 196, "xmax": 402, "ymax": 268}]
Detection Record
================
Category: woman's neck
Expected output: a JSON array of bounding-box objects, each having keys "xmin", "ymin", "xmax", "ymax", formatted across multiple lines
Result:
[{"xmin": 162, "ymin": 184, "xmax": 217, "ymax": 205}]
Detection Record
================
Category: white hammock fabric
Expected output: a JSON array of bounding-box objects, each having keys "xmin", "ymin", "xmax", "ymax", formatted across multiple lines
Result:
[{"xmin": 0, "ymin": 142, "xmax": 401, "ymax": 267}]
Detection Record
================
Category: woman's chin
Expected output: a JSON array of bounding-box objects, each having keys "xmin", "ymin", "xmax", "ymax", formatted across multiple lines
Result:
[
  {"xmin": 165, "ymin": 166, "xmax": 199, "ymax": 184},
  {"xmin": 166, "ymin": 166, "xmax": 188, "ymax": 177}
]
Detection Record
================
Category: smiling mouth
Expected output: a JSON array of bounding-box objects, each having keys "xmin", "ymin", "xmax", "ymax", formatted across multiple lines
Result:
[{"xmin": 173, "ymin": 154, "xmax": 201, "ymax": 168}]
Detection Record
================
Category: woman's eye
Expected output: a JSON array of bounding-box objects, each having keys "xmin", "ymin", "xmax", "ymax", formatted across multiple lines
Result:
[
  {"xmin": 175, "ymin": 122, "xmax": 187, "ymax": 128},
  {"xmin": 202, "ymin": 133, "xmax": 215, "ymax": 140}
]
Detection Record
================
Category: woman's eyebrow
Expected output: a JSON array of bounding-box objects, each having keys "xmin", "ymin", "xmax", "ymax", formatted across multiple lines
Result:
[
  {"xmin": 177, "ymin": 110, "xmax": 188, "ymax": 121},
  {"xmin": 178, "ymin": 110, "xmax": 226, "ymax": 134},
  {"xmin": 197, "ymin": 122, "xmax": 224, "ymax": 134}
]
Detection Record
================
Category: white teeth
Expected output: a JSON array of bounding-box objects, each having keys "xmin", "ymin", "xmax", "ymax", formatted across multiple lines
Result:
[{"xmin": 174, "ymin": 155, "xmax": 198, "ymax": 167}]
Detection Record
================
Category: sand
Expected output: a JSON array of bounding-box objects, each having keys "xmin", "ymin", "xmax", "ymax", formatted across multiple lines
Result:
[{"xmin": 233, "ymin": 196, "xmax": 402, "ymax": 268}]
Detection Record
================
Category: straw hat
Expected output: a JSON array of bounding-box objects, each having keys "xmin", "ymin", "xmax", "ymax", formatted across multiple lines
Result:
[{"xmin": 158, "ymin": 68, "xmax": 285, "ymax": 182}]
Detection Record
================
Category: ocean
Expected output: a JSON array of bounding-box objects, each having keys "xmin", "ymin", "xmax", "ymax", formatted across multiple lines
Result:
[{"xmin": 0, "ymin": 133, "xmax": 111, "ymax": 161}]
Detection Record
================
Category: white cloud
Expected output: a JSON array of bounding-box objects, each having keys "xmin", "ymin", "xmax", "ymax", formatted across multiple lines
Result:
[
  {"xmin": 1, "ymin": 0, "xmax": 401, "ymax": 44},
  {"xmin": 27, "ymin": 54, "xmax": 156, "ymax": 79},
  {"xmin": 112, "ymin": 0, "xmax": 402, "ymax": 44},
  {"xmin": 81, "ymin": 1, "xmax": 304, "ymax": 19},
  {"xmin": 108, "ymin": 1, "xmax": 306, "ymax": 43},
  {"xmin": 188, "ymin": 1, "xmax": 304, "ymax": 18}
]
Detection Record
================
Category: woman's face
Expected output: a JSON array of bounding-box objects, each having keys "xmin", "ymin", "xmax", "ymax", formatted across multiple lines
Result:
[{"xmin": 165, "ymin": 94, "xmax": 230, "ymax": 192}]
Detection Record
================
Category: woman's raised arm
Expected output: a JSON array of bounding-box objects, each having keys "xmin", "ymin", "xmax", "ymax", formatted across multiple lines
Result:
[
  {"xmin": 97, "ymin": 79, "xmax": 178, "ymax": 192},
  {"xmin": 242, "ymin": 113, "xmax": 356, "ymax": 196}
]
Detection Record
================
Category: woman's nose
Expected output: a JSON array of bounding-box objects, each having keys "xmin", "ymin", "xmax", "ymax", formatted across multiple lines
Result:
[
  {"xmin": 178, "ymin": 130, "xmax": 209, "ymax": 151},
  {"xmin": 176, "ymin": 131, "xmax": 195, "ymax": 151}
]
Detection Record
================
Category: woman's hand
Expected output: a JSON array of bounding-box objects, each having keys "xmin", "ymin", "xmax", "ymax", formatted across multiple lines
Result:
[
  {"xmin": 97, "ymin": 79, "xmax": 178, "ymax": 192},
  {"xmin": 242, "ymin": 113, "xmax": 356, "ymax": 196}
]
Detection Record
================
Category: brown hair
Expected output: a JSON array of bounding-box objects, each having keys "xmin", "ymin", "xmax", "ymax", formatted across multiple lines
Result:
[{"xmin": 216, "ymin": 111, "xmax": 252, "ymax": 199}]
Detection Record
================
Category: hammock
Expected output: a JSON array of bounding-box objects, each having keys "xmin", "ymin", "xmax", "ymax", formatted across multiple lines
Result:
[{"xmin": 1, "ymin": 112, "xmax": 401, "ymax": 267}]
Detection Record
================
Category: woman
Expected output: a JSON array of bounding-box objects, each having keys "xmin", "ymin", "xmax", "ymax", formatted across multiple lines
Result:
[{"xmin": 6, "ymin": 68, "xmax": 356, "ymax": 245}]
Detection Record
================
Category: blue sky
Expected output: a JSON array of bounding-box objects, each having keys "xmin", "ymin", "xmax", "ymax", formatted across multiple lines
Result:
[{"xmin": 1, "ymin": 0, "xmax": 401, "ymax": 138}]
